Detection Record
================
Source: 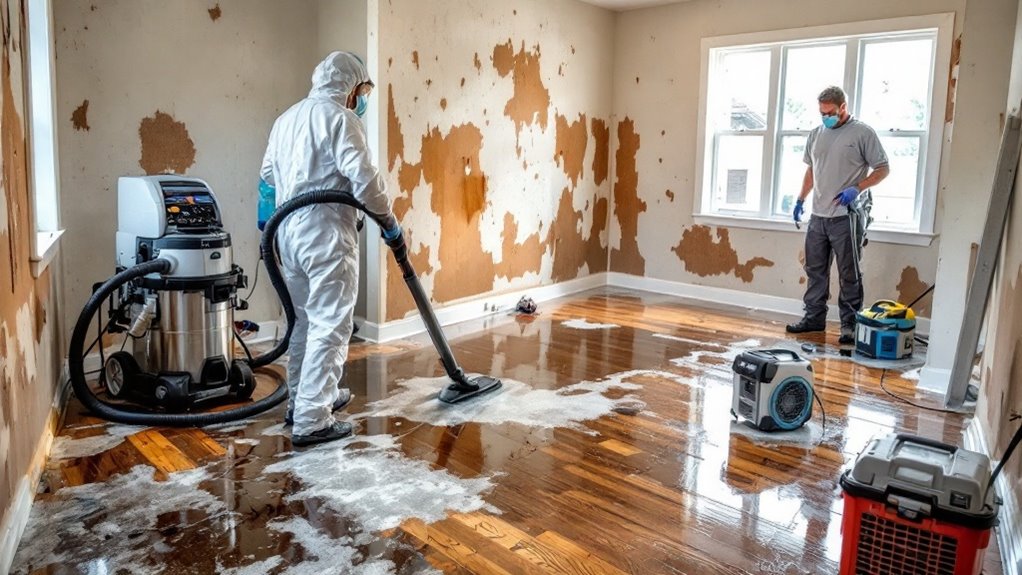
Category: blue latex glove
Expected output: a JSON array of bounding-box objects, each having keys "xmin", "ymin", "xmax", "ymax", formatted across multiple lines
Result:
[
  {"xmin": 835, "ymin": 186, "xmax": 859, "ymax": 206},
  {"xmin": 793, "ymin": 199, "xmax": 804, "ymax": 224},
  {"xmin": 382, "ymin": 225, "xmax": 402, "ymax": 241}
]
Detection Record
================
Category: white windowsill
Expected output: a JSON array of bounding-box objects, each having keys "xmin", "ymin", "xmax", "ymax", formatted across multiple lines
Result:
[
  {"xmin": 31, "ymin": 229, "xmax": 65, "ymax": 278},
  {"xmin": 693, "ymin": 213, "xmax": 936, "ymax": 247}
]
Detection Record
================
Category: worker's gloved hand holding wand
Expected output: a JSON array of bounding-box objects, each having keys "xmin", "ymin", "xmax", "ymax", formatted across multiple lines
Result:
[
  {"xmin": 834, "ymin": 186, "xmax": 859, "ymax": 206},
  {"xmin": 380, "ymin": 213, "xmax": 406, "ymax": 260}
]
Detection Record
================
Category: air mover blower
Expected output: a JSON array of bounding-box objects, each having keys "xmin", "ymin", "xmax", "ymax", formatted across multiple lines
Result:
[
  {"xmin": 856, "ymin": 300, "xmax": 915, "ymax": 360},
  {"xmin": 839, "ymin": 434, "xmax": 1000, "ymax": 575},
  {"xmin": 731, "ymin": 349, "xmax": 814, "ymax": 431}
]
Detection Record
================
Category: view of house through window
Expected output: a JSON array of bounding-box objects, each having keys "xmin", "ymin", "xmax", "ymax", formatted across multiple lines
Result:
[{"xmin": 703, "ymin": 29, "xmax": 939, "ymax": 233}]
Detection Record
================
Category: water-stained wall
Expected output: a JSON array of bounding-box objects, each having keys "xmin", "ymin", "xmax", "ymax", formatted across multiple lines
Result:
[
  {"xmin": 0, "ymin": 0, "xmax": 63, "ymax": 557},
  {"xmin": 612, "ymin": 0, "xmax": 969, "ymax": 317},
  {"xmin": 53, "ymin": 0, "xmax": 322, "ymax": 331},
  {"xmin": 378, "ymin": 0, "xmax": 614, "ymax": 321}
]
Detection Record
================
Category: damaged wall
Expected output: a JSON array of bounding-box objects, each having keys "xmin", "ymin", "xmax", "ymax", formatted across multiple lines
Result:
[
  {"xmin": 0, "ymin": 0, "xmax": 63, "ymax": 560},
  {"xmin": 378, "ymin": 0, "xmax": 614, "ymax": 321},
  {"xmin": 53, "ymin": 0, "xmax": 321, "ymax": 331},
  {"xmin": 612, "ymin": 0, "xmax": 969, "ymax": 317}
]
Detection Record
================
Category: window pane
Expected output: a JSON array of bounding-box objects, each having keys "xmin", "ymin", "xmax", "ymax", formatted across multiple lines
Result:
[
  {"xmin": 716, "ymin": 50, "xmax": 770, "ymax": 131},
  {"xmin": 869, "ymin": 136, "xmax": 920, "ymax": 227},
  {"xmin": 773, "ymin": 135, "xmax": 811, "ymax": 216},
  {"xmin": 782, "ymin": 45, "xmax": 846, "ymax": 131},
  {"xmin": 714, "ymin": 135, "xmax": 763, "ymax": 212},
  {"xmin": 859, "ymin": 38, "xmax": 934, "ymax": 131}
]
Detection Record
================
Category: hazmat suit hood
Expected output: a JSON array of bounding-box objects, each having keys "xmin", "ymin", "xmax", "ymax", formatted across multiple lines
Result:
[{"xmin": 309, "ymin": 51, "xmax": 372, "ymax": 105}]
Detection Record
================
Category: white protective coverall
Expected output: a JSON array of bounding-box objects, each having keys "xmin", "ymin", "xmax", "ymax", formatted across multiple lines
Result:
[{"xmin": 260, "ymin": 51, "xmax": 395, "ymax": 435}]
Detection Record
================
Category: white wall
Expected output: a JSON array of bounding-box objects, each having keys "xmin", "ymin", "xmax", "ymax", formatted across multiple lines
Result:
[
  {"xmin": 54, "ymin": 0, "xmax": 320, "ymax": 330},
  {"xmin": 611, "ymin": 0, "xmax": 968, "ymax": 318}
]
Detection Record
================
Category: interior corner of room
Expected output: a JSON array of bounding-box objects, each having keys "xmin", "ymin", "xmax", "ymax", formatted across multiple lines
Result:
[{"xmin": 2, "ymin": 0, "xmax": 1022, "ymax": 573}]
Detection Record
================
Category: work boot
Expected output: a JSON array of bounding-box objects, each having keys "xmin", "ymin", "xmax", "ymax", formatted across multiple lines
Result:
[
  {"xmin": 285, "ymin": 388, "xmax": 352, "ymax": 426},
  {"xmin": 839, "ymin": 326, "xmax": 855, "ymax": 345},
  {"xmin": 291, "ymin": 421, "xmax": 353, "ymax": 447},
  {"xmin": 785, "ymin": 317, "xmax": 826, "ymax": 334}
]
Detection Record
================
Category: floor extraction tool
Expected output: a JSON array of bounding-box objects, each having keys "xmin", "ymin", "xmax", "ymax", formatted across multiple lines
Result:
[
  {"xmin": 67, "ymin": 176, "xmax": 288, "ymax": 426},
  {"xmin": 260, "ymin": 190, "xmax": 503, "ymax": 404}
]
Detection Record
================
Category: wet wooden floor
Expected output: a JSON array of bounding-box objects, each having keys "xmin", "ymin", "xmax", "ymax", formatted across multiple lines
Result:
[{"xmin": 14, "ymin": 288, "xmax": 1004, "ymax": 574}]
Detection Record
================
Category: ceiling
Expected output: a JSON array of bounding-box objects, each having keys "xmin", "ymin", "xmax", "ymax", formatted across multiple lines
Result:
[{"xmin": 576, "ymin": 0, "xmax": 690, "ymax": 11}]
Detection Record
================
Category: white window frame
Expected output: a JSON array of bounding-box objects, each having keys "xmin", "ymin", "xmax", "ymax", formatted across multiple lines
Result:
[
  {"xmin": 26, "ymin": 0, "xmax": 64, "ymax": 277},
  {"xmin": 694, "ymin": 13, "xmax": 955, "ymax": 247}
]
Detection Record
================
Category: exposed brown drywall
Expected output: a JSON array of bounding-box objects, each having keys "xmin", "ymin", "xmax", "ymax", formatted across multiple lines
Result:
[
  {"xmin": 1, "ymin": 0, "xmax": 58, "ymax": 540},
  {"xmin": 71, "ymin": 99, "xmax": 89, "ymax": 131},
  {"xmin": 207, "ymin": 3, "xmax": 221, "ymax": 22},
  {"xmin": 554, "ymin": 113, "xmax": 587, "ymax": 188},
  {"xmin": 945, "ymin": 35, "xmax": 961, "ymax": 123},
  {"xmin": 609, "ymin": 118, "xmax": 646, "ymax": 275},
  {"xmin": 387, "ymin": 85, "xmax": 403, "ymax": 171},
  {"xmin": 492, "ymin": 40, "xmax": 550, "ymax": 144},
  {"xmin": 412, "ymin": 50, "xmax": 419, "ymax": 70},
  {"xmin": 673, "ymin": 226, "xmax": 775, "ymax": 283},
  {"xmin": 548, "ymin": 188, "xmax": 607, "ymax": 282},
  {"xmin": 496, "ymin": 212, "xmax": 544, "ymax": 280},
  {"xmin": 473, "ymin": 52, "xmax": 481, "ymax": 72},
  {"xmin": 665, "ymin": 190, "xmax": 674, "ymax": 202},
  {"xmin": 591, "ymin": 118, "xmax": 609, "ymax": 186},
  {"xmin": 983, "ymin": 264, "xmax": 1022, "ymax": 469},
  {"xmin": 896, "ymin": 266, "xmax": 932, "ymax": 316},
  {"xmin": 440, "ymin": 98, "xmax": 447, "ymax": 111},
  {"xmin": 138, "ymin": 111, "xmax": 196, "ymax": 175}
]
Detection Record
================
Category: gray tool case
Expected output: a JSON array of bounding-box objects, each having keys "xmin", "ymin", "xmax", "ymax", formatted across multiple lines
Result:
[{"xmin": 840, "ymin": 433, "xmax": 1000, "ymax": 527}]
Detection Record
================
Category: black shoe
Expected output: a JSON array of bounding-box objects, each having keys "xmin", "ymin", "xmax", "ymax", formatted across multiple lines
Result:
[
  {"xmin": 839, "ymin": 326, "xmax": 855, "ymax": 345},
  {"xmin": 786, "ymin": 318, "xmax": 826, "ymax": 334},
  {"xmin": 285, "ymin": 388, "xmax": 353, "ymax": 426},
  {"xmin": 291, "ymin": 421, "xmax": 354, "ymax": 447}
]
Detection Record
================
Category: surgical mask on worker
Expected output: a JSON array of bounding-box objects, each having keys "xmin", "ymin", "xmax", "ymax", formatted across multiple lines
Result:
[
  {"xmin": 822, "ymin": 114, "xmax": 839, "ymax": 129},
  {"xmin": 355, "ymin": 94, "xmax": 368, "ymax": 118}
]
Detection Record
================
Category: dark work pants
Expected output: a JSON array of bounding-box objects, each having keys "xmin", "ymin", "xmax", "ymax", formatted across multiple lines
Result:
[{"xmin": 803, "ymin": 215, "xmax": 862, "ymax": 328}]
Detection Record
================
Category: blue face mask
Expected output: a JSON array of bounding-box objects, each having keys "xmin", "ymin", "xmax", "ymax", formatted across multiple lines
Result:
[
  {"xmin": 355, "ymin": 94, "xmax": 368, "ymax": 118},
  {"xmin": 822, "ymin": 114, "xmax": 840, "ymax": 129}
]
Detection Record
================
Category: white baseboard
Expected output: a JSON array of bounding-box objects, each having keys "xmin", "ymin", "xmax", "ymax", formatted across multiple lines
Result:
[
  {"xmin": 360, "ymin": 273, "xmax": 608, "ymax": 343},
  {"xmin": 963, "ymin": 418, "xmax": 1020, "ymax": 575},
  {"xmin": 605, "ymin": 272, "xmax": 931, "ymax": 335},
  {"xmin": 0, "ymin": 414, "xmax": 56, "ymax": 575}
]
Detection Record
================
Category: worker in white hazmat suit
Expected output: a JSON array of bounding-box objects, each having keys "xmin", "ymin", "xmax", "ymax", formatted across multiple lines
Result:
[{"xmin": 260, "ymin": 51, "xmax": 401, "ymax": 446}]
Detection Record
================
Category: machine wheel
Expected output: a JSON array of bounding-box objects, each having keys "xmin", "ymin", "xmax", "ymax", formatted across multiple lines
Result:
[
  {"xmin": 104, "ymin": 352, "xmax": 138, "ymax": 398},
  {"xmin": 231, "ymin": 360, "xmax": 256, "ymax": 400}
]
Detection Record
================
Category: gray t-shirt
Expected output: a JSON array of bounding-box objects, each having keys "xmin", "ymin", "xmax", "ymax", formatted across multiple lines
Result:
[{"xmin": 804, "ymin": 117, "xmax": 889, "ymax": 218}]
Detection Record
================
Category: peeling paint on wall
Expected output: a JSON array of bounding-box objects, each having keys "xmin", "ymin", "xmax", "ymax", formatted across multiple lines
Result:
[
  {"xmin": 610, "ymin": 118, "xmax": 645, "ymax": 275},
  {"xmin": 412, "ymin": 50, "xmax": 419, "ymax": 70},
  {"xmin": 71, "ymin": 99, "xmax": 89, "ymax": 131},
  {"xmin": 665, "ymin": 189, "xmax": 674, "ymax": 202},
  {"xmin": 207, "ymin": 3, "xmax": 221, "ymax": 22},
  {"xmin": 673, "ymin": 225, "xmax": 775, "ymax": 283},
  {"xmin": 549, "ymin": 189, "xmax": 606, "ymax": 282},
  {"xmin": 896, "ymin": 265, "xmax": 932, "ymax": 316},
  {"xmin": 138, "ymin": 111, "xmax": 196, "ymax": 176},
  {"xmin": 496, "ymin": 212, "xmax": 544, "ymax": 280},
  {"xmin": 492, "ymin": 40, "xmax": 550, "ymax": 147},
  {"xmin": 946, "ymin": 35, "xmax": 961, "ymax": 123},
  {"xmin": 554, "ymin": 113, "xmax": 587, "ymax": 188},
  {"xmin": 387, "ymin": 85, "xmax": 403, "ymax": 172},
  {"xmin": 591, "ymin": 118, "xmax": 609, "ymax": 186}
]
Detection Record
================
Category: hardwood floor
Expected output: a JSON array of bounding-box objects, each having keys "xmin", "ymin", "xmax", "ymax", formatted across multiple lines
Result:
[{"xmin": 12, "ymin": 288, "xmax": 1004, "ymax": 574}]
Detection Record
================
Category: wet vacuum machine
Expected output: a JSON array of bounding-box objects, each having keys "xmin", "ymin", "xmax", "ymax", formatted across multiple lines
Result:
[{"xmin": 68, "ymin": 175, "xmax": 501, "ymax": 427}]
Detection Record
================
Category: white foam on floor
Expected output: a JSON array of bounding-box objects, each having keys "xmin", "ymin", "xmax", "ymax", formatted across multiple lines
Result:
[
  {"xmin": 48, "ymin": 424, "xmax": 147, "ymax": 460},
  {"xmin": 11, "ymin": 465, "xmax": 226, "ymax": 574},
  {"xmin": 261, "ymin": 422, "xmax": 289, "ymax": 437},
  {"xmin": 670, "ymin": 338, "xmax": 761, "ymax": 373},
  {"xmin": 652, "ymin": 333, "xmax": 719, "ymax": 346},
  {"xmin": 354, "ymin": 373, "xmax": 651, "ymax": 430},
  {"xmin": 262, "ymin": 433, "xmax": 498, "ymax": 535},
  {"xmin": 561, "ymin": 318, "xmax": 619, "ymax": 330},
  {"xmin": 204, "ymin": 419, "xmax": 258, "ymax": 433},
  {"xmin": 232, "ymin": 438, "xmax": 260, "ymax": 446}
]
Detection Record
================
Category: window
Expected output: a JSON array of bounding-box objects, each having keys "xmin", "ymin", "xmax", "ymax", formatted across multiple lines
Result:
[
  {"xmin": 696, "ymin": 14, "xmax": 955, "ymax": 241},
  {"xmin": 26, "ymin": 0, "xmax": 63, "ymax": 276}
]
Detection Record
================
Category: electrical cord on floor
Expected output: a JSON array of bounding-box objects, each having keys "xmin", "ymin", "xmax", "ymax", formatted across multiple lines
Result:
[
  {"xmin": 812, "ymin": 390, "xmax": 827, "ymax": 446},
  {"xmin": 242, "ymin": 256, "xmax": 261, "ymax": 305},
  {"xmin": 879, "ymin": 369, "xmax": 971, "ymax": 414}
]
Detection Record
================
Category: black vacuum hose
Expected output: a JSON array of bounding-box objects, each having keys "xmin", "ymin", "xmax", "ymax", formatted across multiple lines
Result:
[
  {"xmin": 68, "ymin": 259, "xmax": 288, "ymax": 426},
  {"xmin": 252, "ymin": 190, "xmax": 403, "ymax": 369}
]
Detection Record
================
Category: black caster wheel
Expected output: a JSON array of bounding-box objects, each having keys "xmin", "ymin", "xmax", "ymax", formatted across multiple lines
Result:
[
  {"xmin": 104, "ymin": 352, "xmax": 138, "ymax": 398},
  {"xmin": 230, "ymin": 360, "xmax": 255, "ymax": 400}
]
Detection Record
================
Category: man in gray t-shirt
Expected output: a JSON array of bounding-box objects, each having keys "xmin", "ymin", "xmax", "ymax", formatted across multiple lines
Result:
[{"xmin": 786, "ymin": 86, "xmax": 890, "ymax": 343}]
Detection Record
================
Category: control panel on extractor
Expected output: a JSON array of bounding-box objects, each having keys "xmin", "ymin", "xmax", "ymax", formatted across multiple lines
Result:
[{"xmin": 163, "ymin": 192, "xmax": 220, "ymax": 228}]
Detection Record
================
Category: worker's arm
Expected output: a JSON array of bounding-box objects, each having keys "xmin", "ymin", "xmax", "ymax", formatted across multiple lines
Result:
[
  {"xmin": 856, "ymin": 165, "xmax": 890, "ymax": 191},
  {"xmin": 333, "ymin": 112, "xmax": 397, "ymax": 230},
  {"xmin": 798, "ymin": 166, "xmax": 814, "ymax": 202}
]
